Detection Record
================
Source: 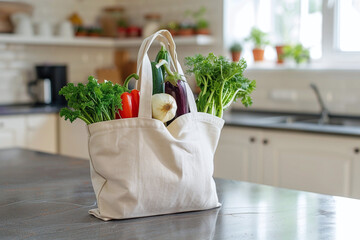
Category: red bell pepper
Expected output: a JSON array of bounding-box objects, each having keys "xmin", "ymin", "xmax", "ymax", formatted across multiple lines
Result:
[
  {"xmin": 117, "ymin": 90, "xmax": 139, "ymax": 118},
  {"xmin": 116, "ymin": 73, "xmax": 140, "ymax": 119}
]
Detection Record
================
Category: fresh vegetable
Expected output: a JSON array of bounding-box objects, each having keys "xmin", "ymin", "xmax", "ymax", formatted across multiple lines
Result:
[
  {"xmin": 117, "ymin": 89, "xmax": 139, "ymax": 118},
  {"xmin": 117, "ymin": 73, "xmax": 140, "ymax": 119},
  {"xmin": 59, "ymin": 76, "xmax": 127, "ymax": 124},
  {"xmin": 155, "ymin": 44, "xmax": 170, "ymax": 78},
  {"xmin": 151, "ymin": 62, "xmax": 164, "ymax": 95},
  {"xmin": 156, "ymin": 60, "xmax": 189, "ymax": 119},
  {"xmin": 185, "ymin": 53, "xmax": 256, "ymax": 118},
  {"xmin": 151, "ymin": 93, "xmax": 177, "ymax": 123}
]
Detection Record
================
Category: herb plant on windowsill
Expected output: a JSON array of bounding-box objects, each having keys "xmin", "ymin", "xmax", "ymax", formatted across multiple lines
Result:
[
  {"xmin": 230, "ymin": 42, "xmax": 243, "ymax": 62},
  {"xmin": 245, "ymin": 27, "xmax": 270, "ymax": 62},
  {"xmin": 282, "ymin": 44, "xmax": 310, "ymax": 65}
]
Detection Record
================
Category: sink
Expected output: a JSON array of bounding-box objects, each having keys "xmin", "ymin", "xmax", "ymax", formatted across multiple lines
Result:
[
  {"xmin": 275, "ymin": 115, "xmax": 360, "ymax": 127},
  {"xmin": 300, "ymin": 118, "xmax": 360, "ymax": 127}
]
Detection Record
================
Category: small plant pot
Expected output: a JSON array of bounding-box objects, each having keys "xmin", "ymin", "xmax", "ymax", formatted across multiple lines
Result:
[
  {"xmin": 168, "ymin": 29, "xmax": 177, "ymax": 36},
  {"xmin": 117, "ymin": 27, "xmax": 127, "ymax": 38},
  {"xmin": 275, "ymin": 45, "xmax": 285, "ymax": 64},
  {"xmin": 252, "ymin": 48, "xmax": 265, "ymax": 62},
  {"xmin": 75, "ymin": 32, "xmax": 87, "ymax": 37},
  {"xmin": 231, "ymin": 51, "xmax": 241, "ymax": 62},
  {"xmin": 127, "ymin": 26, "xmax": 140, "ymax": 37},
  {"xmin": 89, "ymin": 33, "xmax": 100, "ymax": 37},
  {"xmin": 196, "ymin": 28, "xmax": 210, "ymax": 35},
  {"xmin": 178, "ymin": 28, "xmax": 194, "ymax": 36}
]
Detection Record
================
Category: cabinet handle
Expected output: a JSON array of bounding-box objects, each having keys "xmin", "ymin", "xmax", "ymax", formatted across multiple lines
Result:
[
  {"xmin": 249, "ymin": 137, "xmax": 256, "ymax": 143},
  {"xmin": 263, "ymin": 139, "xmax": 269, "ymax": 145},
  {"xmin": 354, "ymin": 148, "xmax": 359, "ymax": 154}
]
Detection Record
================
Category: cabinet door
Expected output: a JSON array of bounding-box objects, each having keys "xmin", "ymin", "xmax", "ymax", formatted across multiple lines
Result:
[
  {"xmin": 214, "ymin": 126, "xmax": 262, "ymax": 182},
  {"xmin": 25, "ymin": 114, "xmax": 57, "ymax": 153},
  {"xmin": 351, "ymin": 154, "xmax": 360, "ymax": 199},
  {"xmin": 0, "ymin": 115, "xmax": 26, "ymax": 148},
  {"xmin": 59, "ymin": 118, "xmax": 89, "ymax": 159},
  {"xmin": 262, "ymin": 130, "xmax": 360, "ymax": 197}
]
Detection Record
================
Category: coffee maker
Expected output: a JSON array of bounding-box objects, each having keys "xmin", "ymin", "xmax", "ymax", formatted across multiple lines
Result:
[{"xmin": 28, "ymin": 65, "xmax": 67, "ymax": 106}]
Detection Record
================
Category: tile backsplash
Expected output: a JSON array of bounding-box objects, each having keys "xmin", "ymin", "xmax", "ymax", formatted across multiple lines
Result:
[{"xmin": 0, "ymin": 0, "xmax": 223, "ymax": 105}]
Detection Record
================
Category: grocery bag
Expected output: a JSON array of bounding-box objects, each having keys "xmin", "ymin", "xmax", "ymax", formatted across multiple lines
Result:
[{"xmin": 87, "ymin": 30, "xmax": 224, "ymax": 221}]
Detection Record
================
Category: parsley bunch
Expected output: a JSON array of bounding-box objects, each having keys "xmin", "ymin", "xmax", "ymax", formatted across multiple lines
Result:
[
  {"xmin": 185, "ymin": 53, "xmax": 256, "ymax": 118},
  {"xmin": 59, "ymin": 76, "xmax": 127, "ymax": 124}
]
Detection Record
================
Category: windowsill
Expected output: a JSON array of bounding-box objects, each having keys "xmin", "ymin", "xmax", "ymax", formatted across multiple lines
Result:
[{"xmin": 246, "ymin": 61, "xmax": 360, "ymax": 71}]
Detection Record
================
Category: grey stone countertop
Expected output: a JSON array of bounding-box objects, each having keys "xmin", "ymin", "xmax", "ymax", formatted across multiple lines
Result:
[
  {"xmin": 1, "ymin": 148, "xmax": 360, "ymax": 240},
  {"xmin": 224, "ymin": 110, "xmax": 360, "ymax": 137},
  {"xmin": 0, "ymin": 104, "xmax": 62, "ymax": 116}
]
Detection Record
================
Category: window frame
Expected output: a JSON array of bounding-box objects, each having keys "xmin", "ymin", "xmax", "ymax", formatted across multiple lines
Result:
[{"xmin": 321, "ymin": 0, "xmax": 360, "ymax": 65}]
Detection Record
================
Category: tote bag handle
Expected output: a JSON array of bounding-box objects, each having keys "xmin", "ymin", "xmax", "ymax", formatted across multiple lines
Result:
[{"xmin": 136, "ymin": 30, "xmax": 197, "ymax": 119}]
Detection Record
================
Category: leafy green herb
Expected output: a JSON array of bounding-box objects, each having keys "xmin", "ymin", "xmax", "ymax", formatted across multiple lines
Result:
[
  {"xmin": 185, "ymin": 53, "xmax": 256, "ymax": 118},
  {"xmin": 245, "ymin": 27, "xmax": 270, "ymax": 48},
  {"xmin": 59, "ymin": 76, "xmax": 127, "ymax": 124},
  {"xmin": 283, "ymin": 44, "xmax": 310, "ymax": 64},
  {"xmin": 230, "ymin": 42, "xmax": 243, "ymax": 52}
]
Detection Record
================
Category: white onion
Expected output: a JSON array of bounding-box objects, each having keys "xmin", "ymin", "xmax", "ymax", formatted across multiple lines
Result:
[{"xmin": 151, "ymin": 93, "xmax": 177, "ymax": 123}]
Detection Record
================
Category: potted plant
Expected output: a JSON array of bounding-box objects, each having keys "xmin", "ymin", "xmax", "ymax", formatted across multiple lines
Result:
[
  {"xmin": 75, "ymin": 26, "xmax": 87, "ymax": 37},
  {"xmin": 117, "ymin": 18, "xmax": 128, "ymax": 38},
  {"xmin": 192, "ymin": 7, "xmax": 210, "ymax": 35},
  {"xmin": 196, "ymin": 19, "xmax": 210, "ymax": 35},
  {"xmin": 275, "ymin": 45, "xmax": 286, "ymax": 64},
  {"xmin": 230, "ymin": 42, "xmax": 242, "ymax": 62},
  {"xmin": 282, "ymin": 44, "xmax": 310, "ymax": 65},
  {"xmin": 166, "ymin": 21, "xmax": 179, "ymax": 36},
  {"xmin": 178, "ymin": 22, "xmax": 194, "ymax": 36},
  {"xmin": 245, "ymin": 27, "xmax": 270, "ymax": 62}
]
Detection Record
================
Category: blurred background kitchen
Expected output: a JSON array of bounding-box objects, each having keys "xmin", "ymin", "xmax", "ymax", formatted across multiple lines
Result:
[{"xmin": 1, "ymin": 0, "xmax": 360, "ymax": 199}]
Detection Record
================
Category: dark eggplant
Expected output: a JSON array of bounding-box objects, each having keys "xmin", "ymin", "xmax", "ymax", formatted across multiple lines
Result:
[
  {"xmin": 156, "ymin": 60, "xmax": 190, "ymax": 121},
  {"xmin": 165, "ymin": 80, "xmax": 189, "ymax": 118}
]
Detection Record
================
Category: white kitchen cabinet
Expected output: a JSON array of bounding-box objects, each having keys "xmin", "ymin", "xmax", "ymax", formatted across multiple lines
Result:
[
  {"xmin": 214, "ymin": 127, "xmax": 262, "ymax": 183},
  {"xmin": 0, "ymin": 114, "xmax": 57, "ymax": 153},
  {"xmin": 0, "ymin": 115, "xmax": 26, "ymax": 148},
  {"xmin": 262, "ymin": 131, "xmax": 360, "ymax": 198},
  {"xmin": 215, "ymin": 126, "xmax": 360, "ymax": 199},
  {"xmin": 25, "ymin": 114, "xmax": 57, "ymax": 154},
  {"xmin": 59, "ymin": 118, "xmax": 89, "ymax": 159}
]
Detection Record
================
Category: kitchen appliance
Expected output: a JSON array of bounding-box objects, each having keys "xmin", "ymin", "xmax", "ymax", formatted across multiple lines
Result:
[{"xmin": 28, "ymin": 65, "xmax": 67, "ymax": 105}]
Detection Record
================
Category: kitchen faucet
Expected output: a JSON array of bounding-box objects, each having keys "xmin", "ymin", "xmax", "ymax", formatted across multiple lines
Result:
[{"xmin": 310, "ymin": 83, "xmax": 330, "ymax": 124}]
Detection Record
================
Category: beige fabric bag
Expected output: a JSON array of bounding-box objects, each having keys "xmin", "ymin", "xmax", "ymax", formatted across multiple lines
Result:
[{"xmin": 87, "ymin": 30, "xmax": 224, "ymax": 221}]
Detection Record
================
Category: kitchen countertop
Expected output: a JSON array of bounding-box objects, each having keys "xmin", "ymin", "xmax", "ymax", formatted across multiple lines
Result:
[
  {"xmin": 224, "ymin": 110, "xmax": 360, "ymax": 137},
  {"xmin": 0, "ymin": 104, "xmax": 61, "ymax": 116},
  {"xmin": 1, "ymin": 148, "xmax": 360, "ymax": 239}
]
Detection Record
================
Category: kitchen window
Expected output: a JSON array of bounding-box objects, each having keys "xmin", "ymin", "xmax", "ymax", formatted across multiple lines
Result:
[
  {"xmin": 337, "ymin": 0, "xmax": 360, "ymax": 51},
  {"xmin": 224, "ymin": 0, "xmax": 360, "ymax": 65}
]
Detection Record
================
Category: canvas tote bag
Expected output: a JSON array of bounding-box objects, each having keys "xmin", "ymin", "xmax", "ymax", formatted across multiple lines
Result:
[{"xmin": 87, "ymin": 30, "xmax": 224, "ymax": 221}]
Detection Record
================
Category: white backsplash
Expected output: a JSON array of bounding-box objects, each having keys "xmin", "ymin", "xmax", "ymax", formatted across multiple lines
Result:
[{"xmin": 235, "ymin": 68, "xmax": 360, "ymax": 116}]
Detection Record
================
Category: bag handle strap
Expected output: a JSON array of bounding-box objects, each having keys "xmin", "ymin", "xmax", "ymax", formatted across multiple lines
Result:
[{"xmin": 136, "ymin": 30, "xmax": 197, "ymax": 119}]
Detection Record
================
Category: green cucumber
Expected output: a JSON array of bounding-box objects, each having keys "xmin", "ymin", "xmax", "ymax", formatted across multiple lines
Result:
[
  {"xmin": 155, "ymin": 45, "xmax": 170, "ymax": 78},
  {"xmin": 151, "ymin": 61, "xmax": 164, "ymax": 95}
]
